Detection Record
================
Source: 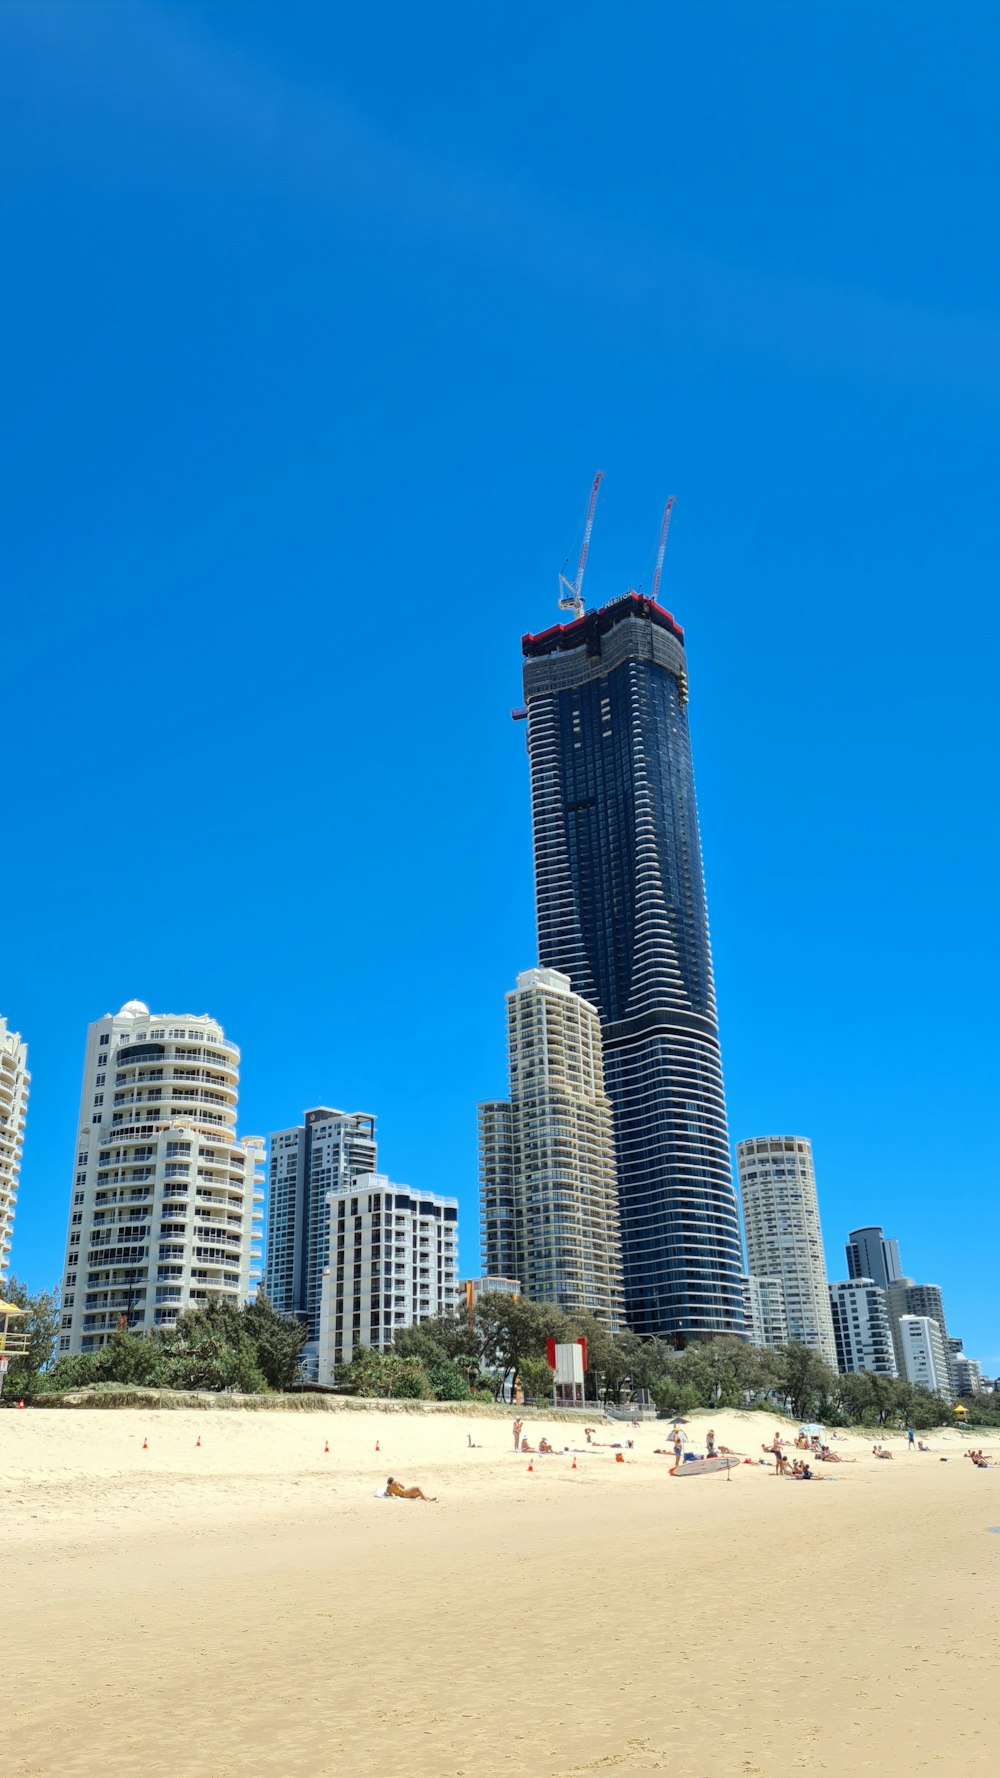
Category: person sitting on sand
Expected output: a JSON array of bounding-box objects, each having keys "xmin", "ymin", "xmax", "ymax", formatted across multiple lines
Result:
[
  {"xmin": 520, "ymin": 1437, "xmax": 535, "ymax": 1453},
  {"xmin": 538, "ymin": 1438, "xmax": 554, "ymax": 1455},
  {"xmin": 917, "ymin": 1440, "xmax": 930, "ymax": 1452},
  {"xmin": 386, "ymin": 1477, "xmax": 438, "ymax": 1502},
  {"xmin": 585, "ymin": 1427, "xmax": 596, "ymax": 1445}
]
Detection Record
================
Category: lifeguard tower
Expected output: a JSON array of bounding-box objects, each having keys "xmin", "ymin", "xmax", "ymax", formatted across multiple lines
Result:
[{"xmin": 0, "ymin": 1299, "xmax": 29, "ymax": 1400}]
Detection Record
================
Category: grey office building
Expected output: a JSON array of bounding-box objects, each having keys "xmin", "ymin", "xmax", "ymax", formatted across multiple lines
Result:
[
  {"xmin": 845, "ymin": 1226, "xmax": 902, "ymax": 1295},
  {"xmin": 264, "ymin": 1108, "xmax": 377, "ymax": 1339}
]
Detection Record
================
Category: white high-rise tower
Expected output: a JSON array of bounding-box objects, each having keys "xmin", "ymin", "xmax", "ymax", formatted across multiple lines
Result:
[
  {"xmin": 736, "ymin": 1135, "xmax": 837, "ymax": 1368},
  {"xmin": 0, "ymin": 1016, "xmax": 30, "ymax": 1281},
  {"xmin": 58, "ymin": 1002, "xmax": 264, "ymax": 1355},
  {"xmin": 479, "ymin": 968, "xmax": 624, "ymax": 1327}
]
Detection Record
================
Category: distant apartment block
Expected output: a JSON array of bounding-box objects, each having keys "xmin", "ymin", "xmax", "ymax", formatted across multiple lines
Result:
[
  {"xmin": 317, "ymin": 1173, "xmax": 458, "ymax": 1379},
  {"xmin": 264, "ymin": 1108, "xmax": 377, "ymax": 1341},
  {"xmin": 0, "ymin": 1017, "xmax": 29, "ymax": 1281},
  {"xmin": 58, "ymin": 1002, "xmax": 264, "ymax": 1354},
  {"xmin": 740, "ymin": 1273, "xmax": 788, "ymax": 1349},
  {"xmin": 897, "ymin": 1313, "xmax": 954, "ymax": 1401},
  {"xmin": 460, "ymin": 1276, "xmax": 521, "ymax": 1311},
  {"xmin": 828, "ymin": 1277, "xmax": 898, "ymax": 1376},
  {"xmin": 885, "ymin": 1277, "xmax": 956, "ymax": 1395},
  {"xmin": 479, "ymin": 968, "xmax": 623, "ymax": 1327},
  {"xmin": 737, "ymin": 1136, "xmax": 837, "ymax": 1368}
]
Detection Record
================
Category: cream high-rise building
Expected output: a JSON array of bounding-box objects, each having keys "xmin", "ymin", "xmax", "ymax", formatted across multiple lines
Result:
[
  {"xmin": 479, "ymin": 968, "xmax": 624, "ymax": 1327},
  {"xmin": 0, "ymin": 1017, "xmax": 30, "ymax": 1281},
  {"xmin": 58, "ymin": 1001, "xmax": 264, "ymax": 1355},
  {"xmin": 737, "ymin": 1135, "xmax": 837, "ymax": 1368}
]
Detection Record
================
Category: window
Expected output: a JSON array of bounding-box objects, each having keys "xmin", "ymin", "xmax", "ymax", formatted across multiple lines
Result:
[
  {"xmin": 99, "ymin": 1034, "xmax": 110, "ymax": 1047},
  {"xmin": 92, "ymin": 1114, "xmax": 102, "ymax": 1125}
]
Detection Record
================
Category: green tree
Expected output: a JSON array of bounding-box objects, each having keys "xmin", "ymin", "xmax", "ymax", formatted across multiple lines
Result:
[
  {"xmin": 426, "ymin": 1361, "xmax": 471, "ymax": 1401},
  {"xmin": 518, "ymin": 1356, "xmax": 555, "ymax": 1403},
  {"xmin": 0, "ymin": 1274, "xmax": 60, "ymax": 1402},
  {"xmin": 242, "ymin": 1295, "xmax": 308, "ymax": 1391},
  {"xmin": 474, "ymin": 1293, "xmax": 570, "ymax": 1399},
  {"xmin": 772, "ymin": 1341, "xmax": 840, "ymax": 1420},
  {"xmin": 347, "ymin": 1347, "xmax": 431, "ymax": 1399}
]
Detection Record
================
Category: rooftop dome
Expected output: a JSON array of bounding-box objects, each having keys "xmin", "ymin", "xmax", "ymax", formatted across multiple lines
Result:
[{"xmin": 118, "ymin": 999, "xmax": 150, "ymax": 1018}]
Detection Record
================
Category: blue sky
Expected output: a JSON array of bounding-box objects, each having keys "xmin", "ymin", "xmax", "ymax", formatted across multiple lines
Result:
[{"xmin": 3, "ymin": 3, "xmax": 998, "ymax": 1364}]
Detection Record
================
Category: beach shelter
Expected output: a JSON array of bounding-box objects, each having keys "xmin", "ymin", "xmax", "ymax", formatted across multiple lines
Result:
[{"xmin": 799, "ymin": 1423, "xmax": 824, "ymax": 1438}]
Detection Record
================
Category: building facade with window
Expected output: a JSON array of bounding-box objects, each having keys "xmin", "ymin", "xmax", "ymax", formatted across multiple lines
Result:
[
  {"xmin": 264, "ymin": 1108, "xmax": 377, "ymax": 1340},
  {"xmin": 57, "ymin": 1001, "xmax": 264, "ymax": 1354},
  {"xmin": 828, "ymin": 1277, "xmax": 898, "ymax": 1375},
  {"xmin": 0, "ymin": 1017, "xmax": 30, "ymax": 1282},
  {"xmin": 737, "ymin": 1135, "xmax": 837, "ymax": 1368},
  {"xmin": 521, "ymin": 593, "xmax": 744, "ymax": 1341},
  {"xmin": 897, "ymin": 1313, "xmax": 954, "ymax": 1401},
  {"xmin": 740, "ymin": 1272, "xmax": 788, "ymax": 1349},
  {"xmin": 479, "ymin": 967, "xmax": 624, "ymax": 1327},
  {"xmin": 317, "ymin": 1173, "xmax": 458, "ymax": 1380}
]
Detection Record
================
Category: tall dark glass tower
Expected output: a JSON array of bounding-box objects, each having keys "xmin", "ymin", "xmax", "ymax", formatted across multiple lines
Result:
[{"xmin": 521, "ymin": 591, "xmax": 745, "ymax": 1340}]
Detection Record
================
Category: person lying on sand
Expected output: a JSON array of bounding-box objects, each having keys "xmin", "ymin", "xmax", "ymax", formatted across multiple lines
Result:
[{"xmin": 385, "ymin": 1477, "xmax": 438, "ymax": 1502}]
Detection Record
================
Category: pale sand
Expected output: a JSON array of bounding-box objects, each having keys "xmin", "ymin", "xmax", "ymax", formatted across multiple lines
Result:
[{"xmin": 4, "ymin": 1405, "xmax": 999, "ymax": 1777}]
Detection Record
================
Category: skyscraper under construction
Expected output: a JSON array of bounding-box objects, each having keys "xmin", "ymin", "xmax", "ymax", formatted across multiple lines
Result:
[{"xmin": 519, "ymin": 506, "xmax": 744, "ymax": 1341}]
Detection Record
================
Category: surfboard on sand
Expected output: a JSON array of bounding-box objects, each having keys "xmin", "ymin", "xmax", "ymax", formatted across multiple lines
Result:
[{"xmin": 669, "ymin": 1455, "xmax": 741, "ymax": 1477}]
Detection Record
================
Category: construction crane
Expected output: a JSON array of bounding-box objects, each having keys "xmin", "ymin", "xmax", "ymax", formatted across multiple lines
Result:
[
  {"xmin": 558, "ymin": 470, "xmax": 603, "ymax": 618},
  {"xmin": 649, "ymin": 495, "xmax": 676, "ymax": 606}
]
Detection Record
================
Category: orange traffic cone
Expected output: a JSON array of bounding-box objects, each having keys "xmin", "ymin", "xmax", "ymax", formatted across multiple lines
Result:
[
  {"xmin": 527, "ymin": 1459, "xmax": 534, "ymax": 1473},
  {"xmin": 615, "ymin": 1451, "xmax": 625, "ymax": 1463},
  {"xmin": 17, "ymin": 1398, "xmax": 25, "ymax": 1410},
  {"xmin": 323, "ymin": 1440, "xmax": 330, "ymax": 1455},
  {"xmin": 375, "ymin": 1439, "xmax": 380, "ymax": 1453},
  {"xmin": 571, "ymin": 1456, "xmax": 577, "ymax": 1470},
  {"xmin": 195, "ymin": 1436, "xmax": 201, "ymax": 1449},
  {"xmin": 142, "ymin": 1437, "xmax": 148, "ymax": 1451}
]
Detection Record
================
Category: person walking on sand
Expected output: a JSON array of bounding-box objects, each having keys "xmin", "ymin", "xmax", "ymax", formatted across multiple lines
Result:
[
  {"xmin": 907, "ymin": 1425, "xmax": 915, "ymax": 1452},
  {"xmin": 386, "ymin": 1477, "xmax": 438, "ymax": 1502},
  {"xmin": 512, "ymin": 1417, "xmax": 523, "ymax": 1452}
]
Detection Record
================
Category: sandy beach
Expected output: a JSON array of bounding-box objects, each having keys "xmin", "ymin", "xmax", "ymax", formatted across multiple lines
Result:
[{"xmin": 4, "ymin": 1404, "xmax": 999, "ymax": 1777}]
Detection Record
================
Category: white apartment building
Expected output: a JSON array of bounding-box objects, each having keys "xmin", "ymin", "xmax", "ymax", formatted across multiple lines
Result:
[
  {"xmin": 736, "ymin": 1135, "xmax": 838, "ymax": 1368},
  {"xmin": 953, "ymin": 1353, "xmax": 983, "ymax": 1396},
  {"xmin": 58, "ymin": 1002, "xmax": 264, "ymax": 1354},
  {"xmin": 479, "ymin": 968, "xmax": 624, "ymax": 1327},
  {"xmin": 0, "ymin": 1017, "xmax": 30, "ymax": 1282},
  {"xmin": 317, "ymin": 1173, "xmax": 458, "ymax": 1380},
  {"xmin": 828, "ymin": 1277, "xmax": 898, "ymax": 1376},
  {"xmin": 740, "ymin": 1273, "xmax": 788, "ymax": 1348},
  {"xmin": 897, "ymin": 1313, "xmax": 953, "ymax": 1402},
  {"xmin": 264, "ymin": 1108, "xmax": 377, "ymax": 1338}
]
